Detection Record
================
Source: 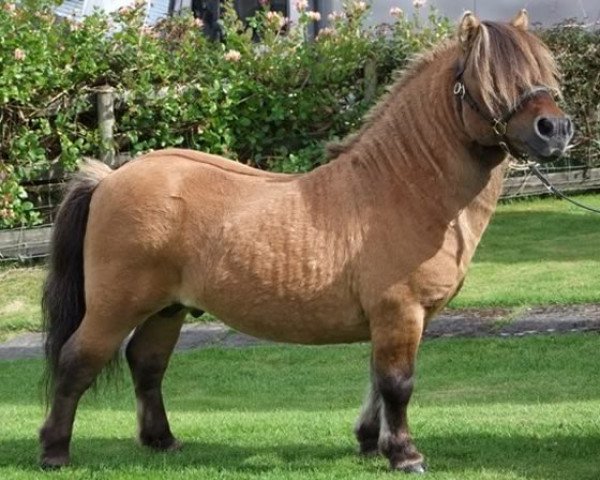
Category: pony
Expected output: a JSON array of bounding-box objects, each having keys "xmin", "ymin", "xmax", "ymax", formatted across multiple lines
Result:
[{"xmin": 39, "ymin": 10, "xmax": 572, "ymax": 473}]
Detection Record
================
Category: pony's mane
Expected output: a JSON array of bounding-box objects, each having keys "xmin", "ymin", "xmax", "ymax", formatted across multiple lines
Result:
[
  {"xmin": 326, "ymin": 21, "xmax": 560, "ymax": 160},
  {"xmin": 326, "ymin": 40, "xmax": 455, "ymax": 159}
]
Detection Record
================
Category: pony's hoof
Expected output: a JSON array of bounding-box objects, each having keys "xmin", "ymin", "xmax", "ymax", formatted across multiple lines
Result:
[
  {"xmin": 141, "ymin": 435, "xmax": 182, "ymax": 452},
  {"xmin": 390, "ymin": 459, "xmax": 427, "ymax": 474},
  {"xmin": 400, "ymin": 462, "xmax": 426, "ymax": 474},
  {"xmin": 40, "ymin": 455, "xmax": 69, "ymax": 470},
  {"xmin": 357, "ymin": 440, "xmax": 379, "ymax": 457},
  {"xmin": 165, "ymin": 439, "xmax": 183, "ymax": 452}
]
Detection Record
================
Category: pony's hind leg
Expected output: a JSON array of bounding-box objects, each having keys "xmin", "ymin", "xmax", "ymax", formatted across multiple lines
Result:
[
  {"xmin": 355, "ymin": 358, "xmax": 381, "ymax": 456},
  {"xmin": 125, "ymin": 309, "xmax": 186, "ymax": 451},
  {"xmin": 369, "ymin": 300, "xmax": 426, "ymax": 473},
  {"xmin": 39, "ymin": 314, "xmax": 139, "ymax": 468}
]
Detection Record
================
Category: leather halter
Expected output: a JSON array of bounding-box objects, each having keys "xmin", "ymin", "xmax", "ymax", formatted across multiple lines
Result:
[{"xmin": 453, "ymin": 59, "xmax": 554, "ymax": 161}]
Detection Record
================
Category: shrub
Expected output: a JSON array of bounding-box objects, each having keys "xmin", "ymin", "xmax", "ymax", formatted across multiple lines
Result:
[
  {"xmin": 0, "ymin": 1, "xmax": 597, "ymax": 227},
  {"xmin": 540, "ymin": 24, "xmax": 600, "ymax": 167}
]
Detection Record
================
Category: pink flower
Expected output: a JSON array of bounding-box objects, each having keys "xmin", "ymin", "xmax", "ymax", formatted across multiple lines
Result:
[
  {"xmin": 306, "ymin": 11, "xmax": 321, "ymax": 22},
  {"xmin": 266, "ymin": 10, "xmax": 286, "ymax": 29},
  {"xmin": 327, "ymin": 11, "xmax": 345, "ymax": 22},
  {"xmin": 295, "ymin": 0, "xmax": 308, "ymax": 13},
  {"xmin": 193, "ymin": 17, "xmax": 203, "ymax": 27},
  {"xmin": 258, "ymin": 0, "xmax": 269, "ymax": 6},
  {"xmin": 316, "ymin": 27, "xmax": 335, "ymax": 39},
  {"xmin": 413, "ymin": 0, "xmax": 426, "ymax": 8},
  {"xmin": 13, "ymin": 48, "xmax": 25, "ymax": 61},
  {"xmin": 3, "ymin": 3, "xmax": 16, "ymax": 13},
  {"xmin": 390, "ymin": 7, "xmax": 403, "ymax": 18},
  {"xmin": 224, "ymin": 49, "xmax": 241, "ymax": 62}
]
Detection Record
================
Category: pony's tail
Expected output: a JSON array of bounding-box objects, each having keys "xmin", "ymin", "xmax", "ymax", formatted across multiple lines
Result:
[{"xmin": 42, "ymin": 160, "xmax": 112, "ymax": 402}]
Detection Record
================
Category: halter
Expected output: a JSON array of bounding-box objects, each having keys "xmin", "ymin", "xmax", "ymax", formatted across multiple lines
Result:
[{"xmin": 452, "ymin": 60, "xmax": 554, "ymax": 162}]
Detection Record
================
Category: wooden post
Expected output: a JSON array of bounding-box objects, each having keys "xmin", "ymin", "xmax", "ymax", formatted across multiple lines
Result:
[
  {"xmin": 364, "ymin": 58, "xmax": 377, "ymax": 104},
  {"xmin": 97, "ymin": 86, "xmax": 115, "ymax": 166}
]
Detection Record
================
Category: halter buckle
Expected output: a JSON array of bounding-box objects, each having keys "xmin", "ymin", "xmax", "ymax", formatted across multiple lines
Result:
[
  {"xmin": 492, "ymin": 119, "xmax": 507, "ymax": 136},
  {"xmin": 453, "ymin": 82, "xmax": 465, "ymax": 98}
]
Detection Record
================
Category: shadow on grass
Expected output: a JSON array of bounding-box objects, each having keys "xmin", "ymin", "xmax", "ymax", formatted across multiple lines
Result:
[
  {"xmin": 1, "ymin": 431, "xmax": 599, "ymax": 479},
  {"xmin": 477, "ymin": 211, "xmax": 600, "ymax": 264}
]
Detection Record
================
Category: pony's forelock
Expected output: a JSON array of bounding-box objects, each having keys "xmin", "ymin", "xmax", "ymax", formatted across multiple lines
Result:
[{"xmin": 466, "ymin": 21, "xmax": 560, "ymax": 116}]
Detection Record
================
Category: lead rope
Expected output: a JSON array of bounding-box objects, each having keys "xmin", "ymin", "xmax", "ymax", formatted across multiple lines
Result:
[{"xmin": 526, "ymin": 163, "xmax": 600, "ymax": 215}]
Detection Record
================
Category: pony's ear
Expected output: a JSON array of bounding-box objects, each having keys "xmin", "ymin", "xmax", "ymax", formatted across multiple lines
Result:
[
  {"xmin": 511, "ymin": 9, "xmax": 529, "ymax": 30},
  {"xmin": 458, "ymin": 11, "xmax": 481, "ymax": 50}
]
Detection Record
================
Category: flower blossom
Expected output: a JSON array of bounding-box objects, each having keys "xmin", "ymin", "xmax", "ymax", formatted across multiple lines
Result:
[
  {"xmin": 317, "ymin": 27, "xmax": 335, "ymax": 39},
  {"xmin": 295, "ymin": 0, "xmax": 308, "ymax": 13},
  {"xmin": 327, "ymin": 11, "xmax": 345, "ymax": 22},
  {"xmin": 353, "ymin": 1, "xmax": 367, "ymax": 13},
  {"xmin": 193, "ymin": 17, "xmax": 203, "ymax": 27},
  {"xmin": 413, "ymin": 0, "xmax": 426, "ymax": 8},
  {"xmin": 224, "ymin": 49, "xmax": 241, "ymax": 62},
  {"xmin": 13, "ymin": 48, "xmax": 25, "ymax": 61},
  {"xmin": 266, "ymin": 10, "xmax": 286, "ymax": 29},
  {"xmin": 3, "ymin": 3, "xmax": 16, "ymax": 13},
  {"xmin": 390, "ymin": 7, "xmax": 403, "ymax": 18},
  {"xmin": 306, "ymin": 11, "xmax": 321, "ymax": 22}
]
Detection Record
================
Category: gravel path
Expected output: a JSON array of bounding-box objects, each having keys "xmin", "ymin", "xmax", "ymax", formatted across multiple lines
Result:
[{"xmin": 1, "ymin": 304, "xmax": 599, "ymax": 361}]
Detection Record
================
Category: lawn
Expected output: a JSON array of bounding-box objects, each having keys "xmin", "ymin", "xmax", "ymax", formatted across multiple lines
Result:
[
  {"xmin": 1, "ymin": 193, "xmax": 599, "ymax": 340},
  {"xmin": 0, "ymin": 335, "xmax": 599, "ymax": 479}
]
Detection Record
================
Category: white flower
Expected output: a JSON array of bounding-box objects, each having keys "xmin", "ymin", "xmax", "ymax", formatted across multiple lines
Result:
[
  {"xmin": 224, "ymin": 49, "xmax": 241, "ymax": 62},
  {"xmin": 413, "ymin": 0, "xmax": 426, "ymax": 8},
  {"xmin": 306, "ymin": 11, "xmax": 321, "ymax": 22},
  {"xmin": 389, "ymin": 7, "xmax": 403, "ymax": 18}
]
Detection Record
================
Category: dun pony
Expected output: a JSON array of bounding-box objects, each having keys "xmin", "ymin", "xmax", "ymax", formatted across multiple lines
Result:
[{"xmin": 40, "ymin": 10, "xmax": 572, "ymax": 473}]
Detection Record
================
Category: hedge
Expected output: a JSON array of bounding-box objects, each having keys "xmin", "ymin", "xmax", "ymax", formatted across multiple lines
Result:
[{"xmin": 0, "ymin": 1, "xmax": 597, "ymax": 227}]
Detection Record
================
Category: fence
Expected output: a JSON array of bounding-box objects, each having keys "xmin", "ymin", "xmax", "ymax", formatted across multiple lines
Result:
[{"xmin": 2, "ymin": 164, "xmax": 600, "ymax": 261}]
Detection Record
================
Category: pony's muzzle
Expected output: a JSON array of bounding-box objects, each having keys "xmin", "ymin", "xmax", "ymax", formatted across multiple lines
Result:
[{"xmin": 531, "ymin": 115, "xmax": 574, "ymax": 160}]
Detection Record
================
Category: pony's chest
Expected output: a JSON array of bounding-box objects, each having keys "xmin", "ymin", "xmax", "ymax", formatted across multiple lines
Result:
[{"xmin": 411, "ymin": 215, "xmax": 482, "ymax": 307}]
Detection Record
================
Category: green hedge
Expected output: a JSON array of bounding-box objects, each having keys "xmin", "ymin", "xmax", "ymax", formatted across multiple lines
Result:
[{"xmin": 0, "ymin": 1, "xmax": 597, "ymax": 227}]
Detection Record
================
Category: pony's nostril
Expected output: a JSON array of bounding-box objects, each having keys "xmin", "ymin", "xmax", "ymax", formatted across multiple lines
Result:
[{"xmin": 536, "ymin": 117, "xmax": 555, "ymax": 138}]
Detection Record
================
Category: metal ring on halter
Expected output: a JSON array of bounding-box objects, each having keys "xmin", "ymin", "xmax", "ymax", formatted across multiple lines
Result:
[
  {"xmin": 453, "ymin": 82, "xmax": 465, "ymax": 98},
  {"xmin": 492, "ymin": 119, "xmax": 507, "ymax": 137}
]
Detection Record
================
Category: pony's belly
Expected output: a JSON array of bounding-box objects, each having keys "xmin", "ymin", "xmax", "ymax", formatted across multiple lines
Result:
[{"xmin": 197, "ymin": 293, "xmax": 370, "ymax": 344}]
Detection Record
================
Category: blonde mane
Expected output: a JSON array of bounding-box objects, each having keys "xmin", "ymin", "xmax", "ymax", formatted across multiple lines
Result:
[{"xmin": 326, "ymin": 21, "xmax": 560, "ymax": 160}]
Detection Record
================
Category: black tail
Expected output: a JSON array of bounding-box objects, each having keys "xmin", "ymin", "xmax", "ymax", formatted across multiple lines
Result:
[{"xmin": 42, "ymin": 160, "xmax": 112, "ymax": 402}]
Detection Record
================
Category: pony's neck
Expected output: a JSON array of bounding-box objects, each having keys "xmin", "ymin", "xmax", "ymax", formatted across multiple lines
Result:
[{"xmin": 335, "ymin": 43, "xmax": 505, "ymax": 220}]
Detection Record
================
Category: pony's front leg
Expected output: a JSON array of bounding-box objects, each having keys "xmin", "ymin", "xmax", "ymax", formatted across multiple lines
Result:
[
  {"xmin": 370, "ymin": 300, "xmax": 425, "ymax": 473},
  {"xmin": 354, "ymin": 359, "xmax": 381, "ymax": 456}
]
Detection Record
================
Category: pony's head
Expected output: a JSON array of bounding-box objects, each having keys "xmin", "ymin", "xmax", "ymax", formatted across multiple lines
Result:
[{"xmin": 455, "ymin": 10, "xmax": 573, "ymax": 162}]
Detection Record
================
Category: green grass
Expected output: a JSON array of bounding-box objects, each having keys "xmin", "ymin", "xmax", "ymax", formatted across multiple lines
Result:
[
  {"xmin": 0, "ymin": 266, "xmax": 45, "ymax": 341},
  {"xmin": 452, "ymin": 193, "xmax": 600, "ymax": 307},
  {"xmin": 0, "ymin": 335, "xmax": 599, "ymax": 479},
  {"xmin": 1, "ymin": 194, "xmax": 600, "ymax": 340}
]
